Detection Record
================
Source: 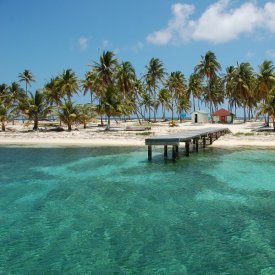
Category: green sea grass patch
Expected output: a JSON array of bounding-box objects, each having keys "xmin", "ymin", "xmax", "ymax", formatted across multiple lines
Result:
[
  {"xmin": 233, "ymin": 132, "xmax": 255, "ymax": 136},
  {"xmin": 136, "ymin": 131, "xmax": 152, "ymax": 136}
]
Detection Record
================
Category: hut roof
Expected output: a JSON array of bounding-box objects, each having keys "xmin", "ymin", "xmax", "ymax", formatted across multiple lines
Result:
[{"xmin": 212, "ymin": 108, "xmax": 233, "ymax": 116}]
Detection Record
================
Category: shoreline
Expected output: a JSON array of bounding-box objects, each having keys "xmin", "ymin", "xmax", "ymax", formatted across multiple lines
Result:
[{"xmin": 0, "ymin": 121, "xmax": 274, "ymax": 148}]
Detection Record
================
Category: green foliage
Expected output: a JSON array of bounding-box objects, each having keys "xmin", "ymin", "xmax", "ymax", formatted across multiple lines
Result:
[
  {"xmin": 77, "ymin": 103, "xmax": 96, "ymax": 128},
  {"xmin": 58, "ymin": 101, "xmax": 79, "ymax": 130},
  {"xmin": 136, "ymin": 131, "xmax": 152, "ymax": 136},
  {"xmin": 17, "ymin": 90, "xmax": 52, "ymax": 130}
]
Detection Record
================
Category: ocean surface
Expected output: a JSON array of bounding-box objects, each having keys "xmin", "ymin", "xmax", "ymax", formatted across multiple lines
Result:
[{"xmin": 0, "ymin": 146, "xmax": 274, "ymax": 274}]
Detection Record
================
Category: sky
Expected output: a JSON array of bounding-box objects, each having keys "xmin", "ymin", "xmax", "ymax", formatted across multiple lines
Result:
[{"xmin": 0, "ymin": 0, "xmax": 275, "ymax": 105}]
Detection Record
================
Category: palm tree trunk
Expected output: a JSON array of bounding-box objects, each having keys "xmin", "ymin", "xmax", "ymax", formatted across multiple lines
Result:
[
  {"xmin": 68, "ymin": 123, "xmax": 72, "ymax": 131},
  {"xmin": 198, "ymin": 99, "xmax": 200, "ymax": 110},
  {"xmin": 171, "ymin": 101, "xmax": 174, "ymax": 121},
  {"xmin": 90, "ymin": 92, "xmax": 93, "ymax": 104},
  {"xmin": 106, "ymin": 115, "xmax": 111, "ymax": 130},
  {"xmin": 1, "ymin": 122, "xmax": 5, "ymax": 131},
  {"xmin": 33, "ymin": 117, "xmax": 39, "ymax": 130},
  {"xmin": 243, "ymin": 105, "xmax": 246, "ymax": 122},
  {"xmin": 193, "ymin": 95, "xmax": 195, "ymax": 111},
  {"xmin": 153, "ymin": 86, "xmax": 157, "ymax": 122}
]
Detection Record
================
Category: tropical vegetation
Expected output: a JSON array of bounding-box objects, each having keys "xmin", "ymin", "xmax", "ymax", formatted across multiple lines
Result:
[{"xmin": 0, "ymin": 50, "xmax": 274, "ymax": 131}]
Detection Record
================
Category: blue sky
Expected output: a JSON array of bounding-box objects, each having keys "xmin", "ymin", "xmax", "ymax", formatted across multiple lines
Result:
[{"xmin": 0, "ymin": 0, "xmax": 275, "ymax": 104}]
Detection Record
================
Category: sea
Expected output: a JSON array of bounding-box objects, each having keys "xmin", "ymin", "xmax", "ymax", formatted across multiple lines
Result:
[{"xmin": 0, "ymin": 146, "xmax": 274, "ymax": 274}]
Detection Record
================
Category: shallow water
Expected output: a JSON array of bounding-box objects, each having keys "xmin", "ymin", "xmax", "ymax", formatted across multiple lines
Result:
[{"xmin": 0, "ymin": 146, "xmax": 274, "ymax": 274}]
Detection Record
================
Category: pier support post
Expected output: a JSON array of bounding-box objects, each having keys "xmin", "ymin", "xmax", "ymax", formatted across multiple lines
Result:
[
  {"xmin": 195, "ymin": 138, "xmax": 199, "ymax": 152},
  {"xmin": 175, "ymin": 145, "xmax": 179, "ymax": 156},
  {"xmin": 209, "ymin": 134, "xmax": 213, "ymax": 144},
  {"xmin": 172, "ymin": 145, "xmax": 176, "ymax": 160},
  {"xmin": 203, "ymin": 136, "xmax": 206, "ymax": 148},
  {"xmin": 148, "ymin": 145, "xmax": 152, "ymax": 161},
  {"xmin": 164, "ymin": 145, "xmax": 168, "ymax": 158},
  {"xmin": 185, "ymin": 141, "xmax": 190, "ymax": 157}
]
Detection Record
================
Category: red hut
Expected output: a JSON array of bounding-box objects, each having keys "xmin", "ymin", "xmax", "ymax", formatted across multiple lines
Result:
[{"xmin": 212, "ymin": 108, "xmax": 234, "ymax": 123}]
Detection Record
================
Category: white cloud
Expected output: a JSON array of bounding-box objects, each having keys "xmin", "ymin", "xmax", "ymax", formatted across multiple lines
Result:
[
  {"xmin": 78, "ymin": 36, "xmax": 90, "ymax": 50},
  {"xmin": 146, "ymin": 0, "xmax": 275, "ymax": 45},
  {"xmin": 147, "ymin": 3, "xmax": 194, "ymax": 45}
]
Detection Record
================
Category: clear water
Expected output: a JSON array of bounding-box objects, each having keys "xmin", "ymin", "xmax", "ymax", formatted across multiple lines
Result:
[{"xmin": 0, "ymin": 146, "xmax": 274, "ymax": 274}]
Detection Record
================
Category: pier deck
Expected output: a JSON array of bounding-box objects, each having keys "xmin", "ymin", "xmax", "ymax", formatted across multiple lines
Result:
[{"xmin": 145, "ymin": 127, "xmax": 229, "ymax": 160}]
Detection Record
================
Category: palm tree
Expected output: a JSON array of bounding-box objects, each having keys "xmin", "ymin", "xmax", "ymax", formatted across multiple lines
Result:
[
  {"xmin": 117, "ymin": 61, "xmax": 136, "ymax": 98},
  {"xmin": 18, "ymin": 90, "xmax": 52, "ymax": 130},
  {"xmin": 116, "ymin": 61, "xmax": 137, "ymax": 120},
  {"xmin": 195, "ymin": 51, "xmax": 221, "ymax": 119},
  {"xmin": 97, "ymin": 85, "xmax": 123, "ymax": 130},
  {"xmin": 58, "ymin": 101, "xmax": 79, "ymax": 131},
  {"xmin": 8, "ymin": 82, "xmax": 25, "ymax": 106},
  {"xmin": 145, "ymin": 58, "xmax": 166, "ymax": 122},
  {"xmin": 0, "ymin": 85, "xmax": 12, "ymax": 131},
  {"xmin": 77, "ymin": 103, "xmax": 95, "ymax": 129},
  {"xmin": 257, "ymin": 88, "xmax": 275, "ymax": 130},
  {"xmin": 57, "ymin": 69, "xmax": 79, "ymax": 101},
  {"xmin": 93, "ymin": 51, "xmax": 118, "ymax": 125},
  {"xmin": 166, "ymin": 71, "xmax": 188, "ymax": 122},
  {"xmin": 257, "ymin": 60, "xmax": 275, "ymax": 126},
  {"xmin": 232, "ymin": 62, "xmax": 255, "ymax": 122},
  {"xmin": 44, "ymin": 77, "xmax": 63, "ymax": 106},
  {"xmin": 18, "ymin": 69, "xmax": 35, "ymax": 95},
  {"xmin": 82, "ymin": 69, "xmax": 98, "ymax": 104},
  {"xmin": 158, "ymin": 88, "xmax": 171, "ymax": 120},
  {"xmin": 93, "ymin": 51, "xmax": 118, "ymax": 86},
  {"xmin": 188, "ymin": 73, "xmax": 203, "ymax": 111},
  {"xmin": 0, "ymin": 105, "xmax": 9, "ymax": 131}
]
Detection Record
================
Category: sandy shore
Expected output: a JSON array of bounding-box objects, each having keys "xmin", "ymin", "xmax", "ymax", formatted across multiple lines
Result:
[{"xmin": 0, "ymin": 120, "xmax": 275, "ymax": 148}]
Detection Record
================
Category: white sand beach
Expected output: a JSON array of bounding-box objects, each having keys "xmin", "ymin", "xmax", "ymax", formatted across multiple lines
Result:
[{"xmin": 0, "ymin": 120, "xmax": 274, "ymax": 147}]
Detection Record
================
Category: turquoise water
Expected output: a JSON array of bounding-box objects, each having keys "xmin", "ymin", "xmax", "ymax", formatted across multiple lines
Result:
[{"xmin": 0, "ymin": 146, "xmax": 274, "ymax": 274}]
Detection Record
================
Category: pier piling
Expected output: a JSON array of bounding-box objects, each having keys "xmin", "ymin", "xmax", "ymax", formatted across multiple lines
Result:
[{"xmin": 145, "ymin": 127, "xmax": 229, "ymax": 161}]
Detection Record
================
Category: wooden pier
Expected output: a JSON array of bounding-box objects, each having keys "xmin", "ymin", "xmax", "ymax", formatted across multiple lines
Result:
[{"xmin": 145, "ymin": 127, "xmax": 230, "ymax": 161}]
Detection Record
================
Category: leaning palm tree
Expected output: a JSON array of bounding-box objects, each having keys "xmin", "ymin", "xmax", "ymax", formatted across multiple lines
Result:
[
  {"xmin": 18, "ymin": 69, "xmax": 35, "ymax": 95},
  {"xmin": 145, "ymin": 58, "xmax": 166, "ymax": 122},
  {"xmin": 195, "ymin": 51, "xmax": 221, "ymax": 119},
  {"xmin": 18, "ymin": 90, "xmax": 52, "ymax": 130},
  {"xmin": 57, "ymin": 69, "xmax": 79, "ymax": 102}
]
